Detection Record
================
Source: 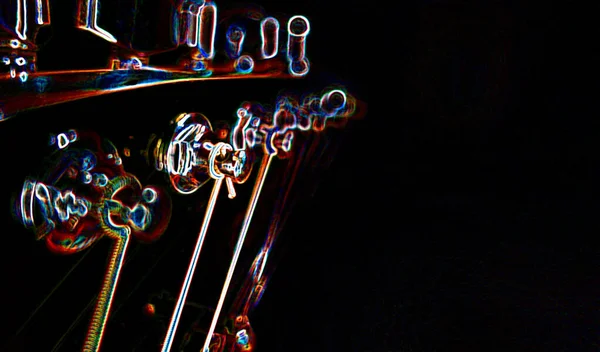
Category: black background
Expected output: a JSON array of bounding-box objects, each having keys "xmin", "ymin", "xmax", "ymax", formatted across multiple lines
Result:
[{"xmin": 2, "ymin": 0, "xmax": 599, "ymax": 351}]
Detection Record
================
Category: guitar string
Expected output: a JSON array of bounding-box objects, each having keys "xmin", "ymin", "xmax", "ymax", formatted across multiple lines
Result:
[
  {"xmin": 200, "ymin": 154, "xmax": 274, "ymax": 352},
  {"xmin": 11, "ymin": 241, "xmax": 98, "ymax": 341},
  {"xmin": 161, "ymin": 178, "xmax": 224, "ymax": 352},
  {"xmin": 49, "ymin": 244, "xmax": 142, "ymax": 352}
]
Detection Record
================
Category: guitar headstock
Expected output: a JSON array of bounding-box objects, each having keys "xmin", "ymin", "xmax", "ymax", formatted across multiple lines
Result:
[
  {"xmin": 14, "ymin": 130, "xmax": 172, "ymax": 254},
  {"xmin": 0, "ymin": 0, "xmax": 313, "ymax": 121}
]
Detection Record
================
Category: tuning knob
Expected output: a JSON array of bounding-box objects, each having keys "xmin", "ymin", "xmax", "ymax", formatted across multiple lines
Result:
[
  {"xmin": 156, "ymin": 112, "xmax": 254, "ymax": 195},
  {"xmin": 320, "ymin": 89, "xmax": 347, "ymax": 115},
  {"xmin": 274, "ymin": 104, "xmax": 297, "ymax": 132},
  {"xmin": 233, "ymin": 105, "xmax": 280, "ymax": 156},
  {"xmin": 312, "ymin": 88, "xmax": 355, "ymax": 131},
  {"xmin": 286, "ymin": 15, "xmax": 311, "ymax": 76},
  {"xmin": 231, "ymin": 102, "xmax": 299, "ymax": 158}
]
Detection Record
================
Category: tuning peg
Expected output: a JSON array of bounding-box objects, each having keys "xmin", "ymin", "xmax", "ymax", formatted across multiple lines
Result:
[
  {"xmin": 155, "ymin": 112, "xmax": 254, "ymax": 195},
  {"xmin": 16, "ymin": 131, "xmax": 172, "ymax": 352},
  {"xmin": 320, "ymin": 89, "xmax": 348, "ymax": 116},
  {"xmin": 306, "ymin": 88, "xmax": 356, "ymax": 131},
  {"xmin": 260, "ymin": 17, "xmax": 280, "ymax": 59},
  {"xmin": 271, "ymin": 130, "xmax": 294, "ymax": 153},
  {"xmin": 286, "ymin": 15, "xmax": 311, "ymax": 76},
  {"xmin": 274, "ymin": 105, "xmax": 298, "ymax": 132},
  {"xmin": 234, "ymin": 55, "xmax": 255, "ymax": 74}
]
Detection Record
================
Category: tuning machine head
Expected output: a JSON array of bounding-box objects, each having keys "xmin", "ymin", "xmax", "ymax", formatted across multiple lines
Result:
[
  {"xmin": 230, "ymin": 88, "xmax": 356, "ymax": 159},
  {"xmin": 16, "ymin": 131, "xmax": 172, "ymax": 254},
  {"xmin": 155, "ymin": 112, "xmax": 254, "ymax": 195}
]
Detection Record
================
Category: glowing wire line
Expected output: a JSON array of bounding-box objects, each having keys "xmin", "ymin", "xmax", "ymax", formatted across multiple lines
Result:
[
  {"xmin": 236, "ymin": 140, "xmax": 310, "ymax": 317},
  {"xmin": 161, "ymin": 178, "xmax": 224, "ymax": 352},
  {"xmin": 82, "ymin": 233, "xmax": 130, "ymax": 352},
  {"xmin": 0, "ymin": 73, "xmax": 285, "ymax": 122},
  {"xmin": 51, "ymin": 295, "xmax": 98, "ymax": 352},
  {"xmin": 110, "ymin": 230, "xmax": 183, "ymax": 319},
  {"xmin": 13, "ymin": 243, "xmax": 96, "ymax": 339},
  {"xmin": 201, "ymin": 154, "xmax": 274, "ymax": 352},
  {"xmin": 49, "ymin": 244, "xmax": 141, "ymax": 352}
]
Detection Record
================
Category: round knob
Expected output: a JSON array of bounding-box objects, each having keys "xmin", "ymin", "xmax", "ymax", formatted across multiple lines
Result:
[
  {"xmin": 159, "ymin": 112, "xmax": 214, "ymax": 194},
  {"xmin": 320, "ymin": 89, "xmax": 347, "ymax": 116},
  {"xmin": 160, "ymin": 112, "xmax": 254, "ymax": 194}
]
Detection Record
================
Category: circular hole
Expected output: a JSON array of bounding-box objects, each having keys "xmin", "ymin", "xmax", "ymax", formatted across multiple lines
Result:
[
  {"xmin": 218, "ymin": 129, "xmax": 228, "ymax": 139},
  {"xmin": 142, "ymin": 188, "xmax": 157, "ymax": 203},
  {"xmin": 235, "ymin": 55, "xmax": 254, "ymax": 74},
  {"xmin": 289, "ymin": 16, "xmax": 310, "ymax": 36},
  {"xmin": 322, "ymin": 90, "xmax": 347, "ymax": 113},
  {"xmin": 289, "ymin": 59, "xmax": 309, "ymax": 76}
]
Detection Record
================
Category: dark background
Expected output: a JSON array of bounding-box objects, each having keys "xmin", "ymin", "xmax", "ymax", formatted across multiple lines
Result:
[{"xmin": 2, "ymin": 0, "xmax": 599, "ymax": 351}]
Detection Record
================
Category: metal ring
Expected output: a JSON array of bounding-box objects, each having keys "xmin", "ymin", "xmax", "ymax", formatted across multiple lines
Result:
[{"xmin": 208, "ymin": 142, "xmax": 233, "ymax": 180}]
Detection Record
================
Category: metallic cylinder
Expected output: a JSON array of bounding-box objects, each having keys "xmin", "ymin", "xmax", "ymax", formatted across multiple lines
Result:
[
  {"xmin": 260, "ymin": 17, "xmax": 279, "ymax": 59},
  {"xmin": 286, "ymin": 15, "xmax": 310, "ymax": 62},
  {"xmin": 226, "ymin": 25, "xmax": 245, "ymax": 58},
  {"xmin": 198, "ymin": 1, "xmax": 217, "ymax": 59}
]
